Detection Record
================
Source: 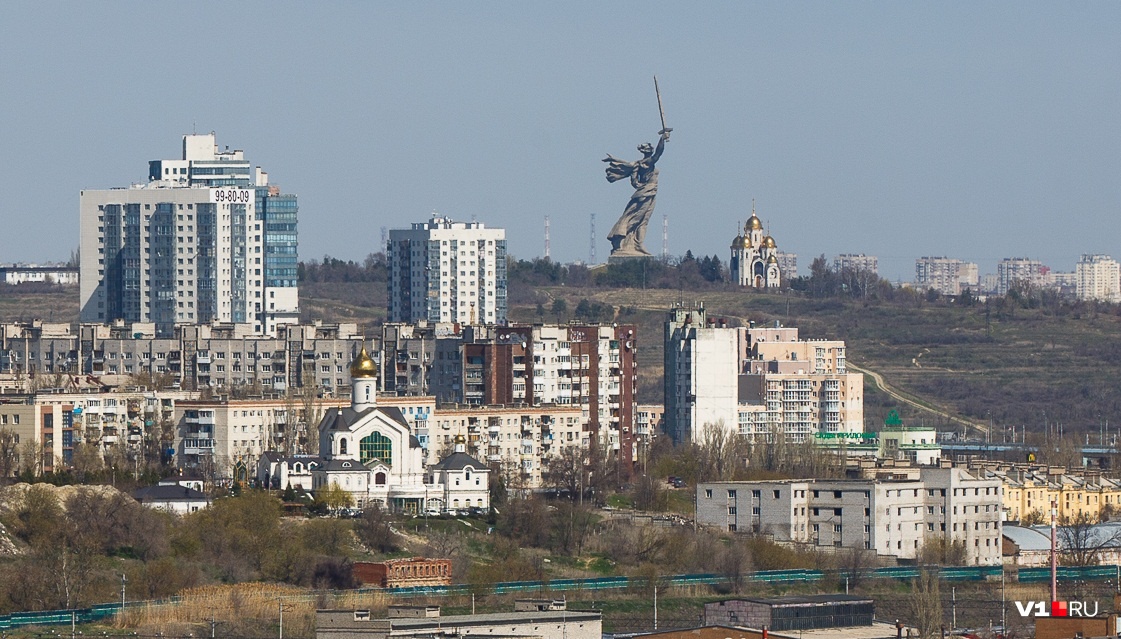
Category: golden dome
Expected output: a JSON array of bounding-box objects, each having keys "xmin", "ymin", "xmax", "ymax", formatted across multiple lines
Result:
[
  {"xmin": 731, "ymin": 235, "xmax": 745, "ymax": 249},
  {"xmin": 746, "ymin": 215, "xmax": 763, "ymax": 231},
  {"xmin": 767, "ymin": 254, "xmax": 779, "ymax": 264},
  {"xmin": 349, "ymin": 346, "xmax": 377, "ymax": 378},
  {"xmin": 763, "ymin": 236, "xmax": 777, "ymax": 249}
]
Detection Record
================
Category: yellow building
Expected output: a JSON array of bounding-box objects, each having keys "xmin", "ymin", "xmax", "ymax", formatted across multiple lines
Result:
[{"xmin": 988, "ymin": 466, "xmax": 1121, "ymax": 523}]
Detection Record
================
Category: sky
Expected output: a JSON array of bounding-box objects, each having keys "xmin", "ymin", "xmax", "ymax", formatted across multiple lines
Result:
[{"xmin": 2, "ymin": 3, "xmax": 1120, "ymax": 282}]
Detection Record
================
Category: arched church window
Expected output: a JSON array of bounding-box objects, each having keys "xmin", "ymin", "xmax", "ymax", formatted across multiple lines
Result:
[
  {"xmin": 360, "ymin": 431, "xmax": 393, "ymax": 465},
  {"xmin": 339, "ymin": 438, "xmax": 348, "ymax": 455},
  {"xmin": 365, "ymin": 386, "xmax": 370, "ymax": 401},
  {"xmin": 375, "ymin": 471, "xmax": 387, "ymax": 486}
]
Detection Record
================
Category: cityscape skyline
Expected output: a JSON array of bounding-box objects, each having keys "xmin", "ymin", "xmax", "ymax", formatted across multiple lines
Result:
[{"xmin": 2, "ymin": 3, "xmax": 1121, "ymax": 281}]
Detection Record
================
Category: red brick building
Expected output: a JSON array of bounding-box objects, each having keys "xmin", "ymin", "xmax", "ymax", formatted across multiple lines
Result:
[{"xmin": 352, "ymin": 557, "xmax": 452, "ymax": 588}]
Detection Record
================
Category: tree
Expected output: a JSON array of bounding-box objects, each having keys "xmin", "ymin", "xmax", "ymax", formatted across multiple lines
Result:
[
  {"xmin": 551, "ymin": 298, "xmax": 568, "ymax": 320},
  {"xmin": 543, "ymin": 445, "xmax": 584, "ymax": 499},
  {"xmin": 0, "ymin": 428, "xmax": 17, "ymax": 483},
  {"xmin": 717, "ymin": 538, "xmax": 752, "ymax": 592},
  {"xmin": 633, "ymin": 473, "xmax": 666, "ymax": 511},
  {"xmin": 318, "ymin": 482, "xmax": 354, "ymax": 514},
  {"xmin": 1059, "ymin": 511, "xmax": 1121, "ymax": 566},
  {"xmin": 551, "ymin": 502, "xmax": 597, "ymax": 556},
  {"xmin": 354, "ymin": 504, "xmax": 399, "ymax": 554},
  {"xmin": 906, "ymin": 568, "xmax": 943, "ymax": 639}
]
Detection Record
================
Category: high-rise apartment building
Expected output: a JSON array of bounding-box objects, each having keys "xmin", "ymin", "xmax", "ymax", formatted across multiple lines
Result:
[
  {"xmin": 914, "ymin": 257, "xmax": 979, "ymax": 296},
  {"xmin": 996, "ymin": 257, "xmax": 1048, "ymax": 296},
  {"xmin": 386, "ymin": 216, "xmax": 507, "ymax": 324},
  {"xmin": 1076, "ymin": 254, "xmax": 1121, "ymax": 303},
  {"xmin": 776, "ymin": 252, "xmax": 798, "ymax": 280},
  {"xmin": 833, "ymin": 254, "xmax": 878, "ymax": 274},
  {"xmin": 80, "ymin": 133, "xmax": 299, "ymax": 337},
  {"xmin": 665, "ymin": 304, "xmax": 862, "ymax": 445}
]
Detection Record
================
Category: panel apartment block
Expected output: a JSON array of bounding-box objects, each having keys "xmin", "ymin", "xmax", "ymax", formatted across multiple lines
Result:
[
  {"xmin": 697, "ymin": 468, "xmax": 1002, "ymax": 565},
  {"xmin": 386, "ymin": 216, "xmax": 507, "ymax": 325}
]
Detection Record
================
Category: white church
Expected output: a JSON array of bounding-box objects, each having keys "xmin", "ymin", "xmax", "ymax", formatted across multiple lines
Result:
[
  {"xmin": 308, "ymin": 347, "xmax": 490, "ymax": 513},
  {"xmin": 730, "ymin": 207, "xmax": 781, "ymax": 288}
]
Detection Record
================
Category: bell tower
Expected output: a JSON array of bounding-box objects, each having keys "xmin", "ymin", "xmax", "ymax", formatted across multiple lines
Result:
[{"xmin": 349, "ymin": 345, "xmax": 378, "ymax": 412}]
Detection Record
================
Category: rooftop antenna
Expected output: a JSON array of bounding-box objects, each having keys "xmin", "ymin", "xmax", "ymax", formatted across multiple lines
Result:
[
  {"xmin": 589, "ymin": 213, "xmax": 597, "ymax": 264},
  {"xmin": 544, "ymin": 216, "xmax": 551, "ymax": 260}
]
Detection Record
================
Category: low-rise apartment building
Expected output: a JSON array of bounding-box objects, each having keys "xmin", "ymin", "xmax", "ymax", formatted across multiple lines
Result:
[
  {"xmin": 697, "ymin": 468, "xmax": 1002, "ymax": 565},
  {"xmin": 428, "ymin": 405, "xmax": 584, "ymax": 488},
  {"xmin": 982, "ymin": 464, "xmax": 1121, "ymax": 523}
]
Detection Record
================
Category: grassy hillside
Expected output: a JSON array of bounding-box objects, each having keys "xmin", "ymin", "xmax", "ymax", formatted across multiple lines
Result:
[{"xmin": 508, "ymin": 286, "xmax": 1121, "ymax": 435}]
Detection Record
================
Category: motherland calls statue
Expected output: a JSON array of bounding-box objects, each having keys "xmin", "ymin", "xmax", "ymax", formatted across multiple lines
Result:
[{"xmin": 603, "ymin": 77, "xmax": 671, "ymax": 259}]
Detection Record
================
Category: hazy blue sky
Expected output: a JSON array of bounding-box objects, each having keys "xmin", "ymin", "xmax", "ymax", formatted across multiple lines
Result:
[{"xmin": 2, "ymin": 3, "xmax": 1119, "ymax": 281}]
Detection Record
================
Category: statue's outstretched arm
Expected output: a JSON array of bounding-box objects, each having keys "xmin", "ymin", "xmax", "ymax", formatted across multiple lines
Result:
[{"xmin": 651, "ymin": 134, "xmax": 667, "ymax": 164}]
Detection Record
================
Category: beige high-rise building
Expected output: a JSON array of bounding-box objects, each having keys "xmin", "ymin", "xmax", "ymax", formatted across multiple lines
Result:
[
  {"xmin": 1076, "ymin": 254, "xmax": 1121, "ymax": 303},
  {"xmin": 915, "ymin": 256, "xmax": 979, "ymax": 296}
]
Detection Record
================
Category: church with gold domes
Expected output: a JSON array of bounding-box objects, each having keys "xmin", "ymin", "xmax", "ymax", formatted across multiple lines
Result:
[
  {"xmin": 730, "ymin": 207, "xmax": 781, "ymax": 288},
  {"xmin": 310, "ymin": 346, "xmax": 489, "ymax": 513}
]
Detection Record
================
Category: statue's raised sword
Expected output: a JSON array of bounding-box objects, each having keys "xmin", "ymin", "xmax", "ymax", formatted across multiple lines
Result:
[{"xmin": 655, "ymin": 75, "xmax": 672, "ymax": 138}]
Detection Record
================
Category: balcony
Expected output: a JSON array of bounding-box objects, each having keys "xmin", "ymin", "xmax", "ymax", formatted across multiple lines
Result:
[{"xmin": 184, "ymin": 440, "xmax": 215, "ymax": 456}]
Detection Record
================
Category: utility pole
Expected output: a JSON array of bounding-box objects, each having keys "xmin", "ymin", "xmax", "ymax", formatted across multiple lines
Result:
[{"xmin": 120, "ymin": 573, "xmax": 127, "ymax": 614}]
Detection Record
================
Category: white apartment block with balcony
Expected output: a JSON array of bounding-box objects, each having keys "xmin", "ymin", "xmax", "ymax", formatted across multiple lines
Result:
[
  {"xmin": 1076, "ymin": 254, "xmax": 1121, "ymax": 303},
  {"xmin": 697, "ymin": 468, "xmax": 1002, "ymax": 565},
  {"xmin": 914, "ymin": 257, "xmax": 979, "ymax": 296},
  {"xmin": 387, "ymin": 216, "xmax": 507, "ymax": 325},
  {"xmin": 666, "ymin": 305, "xmax": 862, "ymax": 445}
]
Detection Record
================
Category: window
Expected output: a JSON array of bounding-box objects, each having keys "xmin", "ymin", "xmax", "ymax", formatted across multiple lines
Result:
[
  {"xmin": 705, "ymin": 489, "xmax": 712, "ymax": 499},
  {"xmin": 360, "ymin": 431, "xmax": 393, "ymax": 464}
]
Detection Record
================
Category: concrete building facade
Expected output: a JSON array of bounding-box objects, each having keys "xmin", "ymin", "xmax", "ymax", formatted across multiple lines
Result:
[
  {"xmin": 833, "ymin": 254, "xmax": 878, "ymax": 275},
  {"xmin": 666, "ymin": 305, "xmax": 862, "ymax": 445},
  {"xmin": 697, "ymin": 468, "xmax": 1003, "ymax": 565},
  {"xmin": 387, "ymin": 216, "xmax": 507, "ymax": 325},
  {"xmin": 914, "ymin": 256, "xmax": 979, "ymax": 296},
  {"xmin": 79, "ymin": 133, "xmax": 298, "ymax": 337},
  {"xmin": 1076, "ymin": 254, "xmax": 1121, "ymax": 303}
]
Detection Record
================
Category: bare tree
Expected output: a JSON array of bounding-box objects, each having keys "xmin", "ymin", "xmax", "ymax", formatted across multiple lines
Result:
[
  {"xmin": 633, "ymin": 472, "xmax": 666, "ymax": 511},
  {"xmin": 355, "ymin": 504, "xmax": 400, "ymax": 554},
  {"xmin": 543, "ymin": 445, "xmax": 583, "ymax": 499},
  {"xmin": 1059, "ymin": 512, "xmax": 1121, "ymax": 566},
  {"xmin": 298, "ymin": 368, "xmax": 324, "ymax": 455},
  {"xmin": 906, "ymin": 568, "xmax": 943, "ymax": 639},
  {"xmin": 0, "ymin": 428, "xmax": 18, "ymax": 483},
  {"xmin": 699, "ymin": 420, "xmax": 744, "ymax": 481},
  {"xmin": 718, "ymin": 538, "xmax": 752, "ymax": 592}
]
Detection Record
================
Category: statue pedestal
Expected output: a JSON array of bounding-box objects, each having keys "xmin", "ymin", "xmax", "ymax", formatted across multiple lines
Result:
[{"xmin": 608, "ymin": 253, "xmax": 654, "ymax": 265}]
